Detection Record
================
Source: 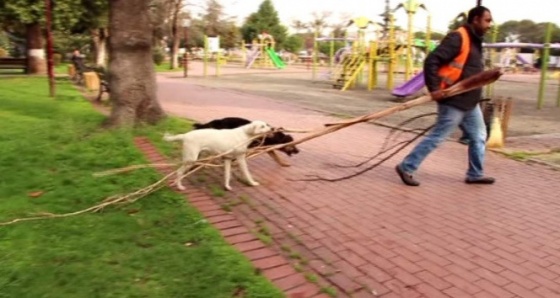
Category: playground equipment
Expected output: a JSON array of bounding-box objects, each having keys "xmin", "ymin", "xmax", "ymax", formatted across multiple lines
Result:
[
  {"xmin": 315, "ymin": 4, "xmax": 433, "ymax": 93},
  {"xmin": 199, "ymin": 35, "xmax": 226, "ymax": 77},
  {"xmin": 326, "ymin": 16, "xmax": 395, "ymax": 91},
  {"xmin": 314, "ymin": 15, "xmax": 397, "ymax": 91},
  {"xmin": 391, "ymin": 70, "xmax": 426, "ymax": 97},
  {"xmin": 483, "ymin": 22, "xmax": 560, "ymax": 109},
  {"xmin": 393, "ymin": 0, "xmax": 429, "ymax": 80},
  {"xmin": 314, "ymin": 37, "xmax": 355, "ymax": 81},
  {"xmin": 244, "ymin": 32, "xmax": 285, "ymax": 69}
]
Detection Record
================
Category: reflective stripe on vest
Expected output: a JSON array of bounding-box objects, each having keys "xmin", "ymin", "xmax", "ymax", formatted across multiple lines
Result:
[{"xmin": 438, "ymin": 27, "xmax": 470, "ymax": 89}]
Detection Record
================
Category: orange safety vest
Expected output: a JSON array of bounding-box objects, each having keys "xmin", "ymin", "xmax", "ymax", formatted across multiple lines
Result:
[{"xmin": 438, "ymin": 27, "xmax": 471, "ymax": 89}]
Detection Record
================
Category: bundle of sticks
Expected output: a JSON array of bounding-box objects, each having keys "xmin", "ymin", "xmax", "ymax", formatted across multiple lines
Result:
[
  {"xmin": 0, "ymin": 69, "xmax": 502, "ymax": 226},
  {"xmin": 248, "ymin": 68, "xmax": 504, "ymax": 158}
]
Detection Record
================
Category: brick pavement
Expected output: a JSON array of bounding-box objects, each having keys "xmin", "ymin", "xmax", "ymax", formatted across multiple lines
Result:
[{"xmin": 145, "ymin": 75, "xmax": 560, "ymax": 297}]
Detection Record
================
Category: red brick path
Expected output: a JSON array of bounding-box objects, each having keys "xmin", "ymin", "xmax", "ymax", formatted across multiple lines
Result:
[
  {"xmin": 139, "ymin": 76, "xmax": 560, "ymax": 297},
  {"xmin": 134, "ymin": 137, "xmax": 327, "ymax": 297}
]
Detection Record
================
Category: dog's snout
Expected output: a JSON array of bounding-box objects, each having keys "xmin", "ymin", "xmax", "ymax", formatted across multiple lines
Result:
[{"xmin": 280, "ymin": 145, "xmax": 300, "ymax": 156}]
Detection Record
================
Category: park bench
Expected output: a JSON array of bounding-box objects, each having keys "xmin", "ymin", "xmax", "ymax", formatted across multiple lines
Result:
[{"xmin": 0, "ymin": 57, "xmax": 28, "ymax": 73}]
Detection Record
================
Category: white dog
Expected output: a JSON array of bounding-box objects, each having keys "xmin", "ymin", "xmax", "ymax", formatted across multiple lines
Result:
[{"xmin": 163, "ymin": 120, "xmax": 272, "ymax": 191}]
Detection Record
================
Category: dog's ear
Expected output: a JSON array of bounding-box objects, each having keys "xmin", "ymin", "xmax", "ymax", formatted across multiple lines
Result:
[
  {"xmin": 247, "ymin": 122, "xmax": 262, "ymax": 135},
  {"xmin": 283, "ymin": 135, "xmax": 294, "ymax": 142}
]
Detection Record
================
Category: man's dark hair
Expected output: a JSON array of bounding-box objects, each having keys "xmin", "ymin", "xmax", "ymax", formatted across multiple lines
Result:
[{"xmin": 467, "ymin": 6, "xmax": 490, "ymax": 23}]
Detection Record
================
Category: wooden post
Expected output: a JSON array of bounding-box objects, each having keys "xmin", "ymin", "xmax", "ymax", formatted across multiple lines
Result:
[{"xmin": 45, "ymin": 0, "xmax": 55, "ymax": 97}]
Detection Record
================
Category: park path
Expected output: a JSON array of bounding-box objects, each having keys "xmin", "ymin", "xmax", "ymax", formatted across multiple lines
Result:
[{"xmin": 141, "ymin": 73, "xmax": 560, "ymax": 297}]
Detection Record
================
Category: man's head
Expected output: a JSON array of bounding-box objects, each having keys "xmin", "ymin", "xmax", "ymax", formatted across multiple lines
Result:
[{"xmin": 467, "ymin": 6, "xmax": 493, "ymax": 36}]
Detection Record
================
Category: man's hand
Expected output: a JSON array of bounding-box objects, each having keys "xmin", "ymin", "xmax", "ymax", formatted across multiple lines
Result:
[{"xmin": 430, "ymin": 89, "xmax": 446, "ymax": 101}]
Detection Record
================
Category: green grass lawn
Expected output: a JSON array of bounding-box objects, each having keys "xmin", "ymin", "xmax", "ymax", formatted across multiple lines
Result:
[
  {"xmin": 154, "ymin": 61, "xmax": 183, "ymax": 73},
  {"xmin": 52, "ymin": 62, "xmax": 179, "ymax": 74},
  {"xmin": 0, "ymin": 77, "xmax": 283, "ymax": 298}
]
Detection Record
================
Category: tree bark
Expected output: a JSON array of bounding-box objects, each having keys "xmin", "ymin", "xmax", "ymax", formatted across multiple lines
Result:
[
  {"xmin": 26, "ymin": 22, "xmax": 46, "ymax": 74},
  {"xmin": 92, "ymin": 28, "xmax": 108, "ymax": 67},
  {"xmin": 169, "ymin": 0, "xmax": 182, "ymax": 69},
  {"xmin": 106, "ymin": 0, "xmax": 166, "ymax": 127}
]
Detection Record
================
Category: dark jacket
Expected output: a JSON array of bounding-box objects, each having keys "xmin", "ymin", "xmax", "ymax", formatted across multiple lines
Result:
[{"xmin": 424, "ymin": 24, "xmax": 484, "ymax": 111}]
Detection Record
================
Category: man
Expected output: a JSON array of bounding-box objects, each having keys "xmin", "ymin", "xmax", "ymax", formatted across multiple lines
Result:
[{"xmin": 395, "ymin": 6, "xmax": 495, "ymax": 186}]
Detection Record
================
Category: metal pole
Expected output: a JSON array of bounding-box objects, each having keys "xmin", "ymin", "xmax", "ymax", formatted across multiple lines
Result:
[
  {"xmin": 203, "ymin": 35, "xmax": 208, "ymax": 77},
  {"xmin": 557, "ymin": 72, "xmax": 560, "ymax": 107},
  {"xmin": 216, "ymin": 39, "xmax": 220, "ymax": 77},
  {"xmin": 477, "ymin": 0, "xmax": 482, "ymax": 6},
  {"xmin": 45, "ymin": 0, "xmax": 55, "ymax": 97},
  {"xmin": 183, "ymin": 26, "xmax": 188, "ymax": 78},
  {"xmin": 387, "ymin": 14, "xmax": 395, "ymax": 90},
  {"xmin": 329, "ymin": 31, "xmax": 334, "ymax": 70},
  {"xmin": 537, "ymin": 22, "xmax": 552, "ymax": 109},
  {"xmin": 313, "ymin": 26, "xmax": 318, "ymax": 80},
  {"xmin": 485, "ymin": 25, "xmax": 498, "ymax": 98},
  {"xmin": 406, "ymin": 10, "xmax": 413, "ymax": 81},
  {"xmin": 425, "ymin": 14, "xmax": 431, "ymax": 56}
]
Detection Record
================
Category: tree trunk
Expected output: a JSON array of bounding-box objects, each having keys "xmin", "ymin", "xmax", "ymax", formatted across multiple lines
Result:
[
  {"xmin": 26, "ymin": 22, "xmax": 46, "ymax": 74},
  {"xmin": 92, "ymin": 28, "xmax": 109, "ymax": 67},
  {"xmin": 170, "ymin": 23, "xmax": 180, "ymax": 69},
  {"xmin": 169, "ymin": 0, "xmax": 181, "ymax": 69},
  {"xmin": 105, "ymin": 0, "xmax": 166, "ymax": 127}
]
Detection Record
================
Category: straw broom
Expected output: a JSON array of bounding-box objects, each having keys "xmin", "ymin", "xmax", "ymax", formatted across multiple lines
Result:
[{"xmin": 248, "ymin": 68, "xmax": 504, "ymax": 158}]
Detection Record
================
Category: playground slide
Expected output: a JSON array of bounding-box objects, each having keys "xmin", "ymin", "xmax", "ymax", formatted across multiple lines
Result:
[
  {"xmin": 245, "ymin": 49, "xmax": 260, "ymax": 68},
  {"xmin": 516, "ymin": 54, "xmax": 530, "ymax": 64},
  {"xmin": 391, "ymin": 71, "xmax": 425, "ymax": 97},
  {"xmin": 266, "ymin": 48, "xmax": 286, "ymax": 69}
]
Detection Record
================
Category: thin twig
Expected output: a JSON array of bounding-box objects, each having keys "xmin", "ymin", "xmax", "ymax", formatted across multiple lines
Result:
[
  {"xmin": 290, "ymin": 124, "xmax": 434, "ymax": 182},
  {"xmin": 0, "ymin": 69, "xmax": 503, "ymax": 226}
]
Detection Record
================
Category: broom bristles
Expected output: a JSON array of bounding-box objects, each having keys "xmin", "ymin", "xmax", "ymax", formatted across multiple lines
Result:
[
  {"xmin": 486, "ymin": 117, "xmax": 504, "ymax": 148},
  {"xmin": 324, "ymin": 68, "xmax": 503, "ymax": 128},
  {"xmin": 443, "ymin": 68, "xmax": 503, "ymax": 98}
]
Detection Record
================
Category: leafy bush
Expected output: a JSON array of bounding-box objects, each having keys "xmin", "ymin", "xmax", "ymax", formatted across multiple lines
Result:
[{"xmin": 153, "ymin": 48, "xmax": 165, "ymax": 65}]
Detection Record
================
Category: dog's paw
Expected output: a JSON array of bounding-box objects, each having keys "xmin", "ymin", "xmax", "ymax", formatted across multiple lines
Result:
[
  {"xmin": 177, "ymin": 184, "xmax": 186, "ymax": 191},
  {"xmin": 224, "ymin": 184, "xmax": 232, "ymax": 191},
  {"xmin": 248, "ymin": 181, "xmax": 260, "ymax": 187}
]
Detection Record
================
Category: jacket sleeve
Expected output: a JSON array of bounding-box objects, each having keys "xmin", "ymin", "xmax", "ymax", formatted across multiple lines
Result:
[{"xmin": 423, "ymin": 31, "xmax": 462, "ymax": 92}]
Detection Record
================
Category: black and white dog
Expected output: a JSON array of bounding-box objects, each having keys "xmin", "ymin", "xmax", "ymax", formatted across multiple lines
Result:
[{"xmin": 193, "ymin": 117, "xmax": 300, "ymax": 167}]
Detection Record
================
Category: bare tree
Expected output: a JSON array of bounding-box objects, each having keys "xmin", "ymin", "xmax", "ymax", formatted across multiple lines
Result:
[
  {"xmin": 169, "ymin": 0, "xmax": 184, "ymax": 69},
  {"xmin": 91, "ymin": 28, "xmax": 109, "ymax": 67},
  {"xmin": 26, "ymin": 23, "xmax": 46, "ymax": 74},
  {"xmin": 309, "ymin": 11, "xmax": 332, "ymax": 35},
  {"xmin": 106, "ymin": 0, "xmax": 166, "ymax": 127},
  {"xmin": 291, "ymin": 19, "xmax": 309, "ymax": 34}
]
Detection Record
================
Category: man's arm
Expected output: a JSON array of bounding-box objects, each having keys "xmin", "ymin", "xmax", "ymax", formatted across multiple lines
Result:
[{"xmin": 423, "ymin": 31, "xmax": 462, "ymax": 92}]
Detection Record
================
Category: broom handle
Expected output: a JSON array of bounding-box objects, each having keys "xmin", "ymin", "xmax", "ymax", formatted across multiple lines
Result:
[
  {"xmin": 250, "ymin": 69, "xmax": 503, "ymax": 154},
  {"xmin": 325, "ymin": 68, "xmax": 504, "ymax": 127},
  {"xmin": 324, "ymin": 95, "xmax": 432, "ymax": 127},
  {"xmin": 285, "ymin": 95, "xmax": 432, "ymax": 147}
]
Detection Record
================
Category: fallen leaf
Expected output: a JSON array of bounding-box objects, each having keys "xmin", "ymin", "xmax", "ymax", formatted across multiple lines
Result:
[{"xmin": 28, "ymin": 191, "xmax": 44, "ymax": 198}]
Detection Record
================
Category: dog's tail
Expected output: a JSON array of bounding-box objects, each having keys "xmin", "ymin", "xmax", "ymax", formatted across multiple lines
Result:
[{"xmin": 163, "ymin": 132, "xmax": 183, "ymax": 142}]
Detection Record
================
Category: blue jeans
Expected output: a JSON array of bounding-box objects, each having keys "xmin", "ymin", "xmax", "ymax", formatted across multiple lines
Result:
[{"xmin": 400, "ymin": 103, "xmax": 487, "ymax": 179}]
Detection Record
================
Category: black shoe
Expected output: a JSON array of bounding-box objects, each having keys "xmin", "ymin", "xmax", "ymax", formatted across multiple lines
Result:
[
  {"xmin": 465, "ymin": 177, "xmax": 495, "ymax": 184},
  {"xmin": 395, "ymin": 164, "xmax": 420, "ymax": 186}
]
